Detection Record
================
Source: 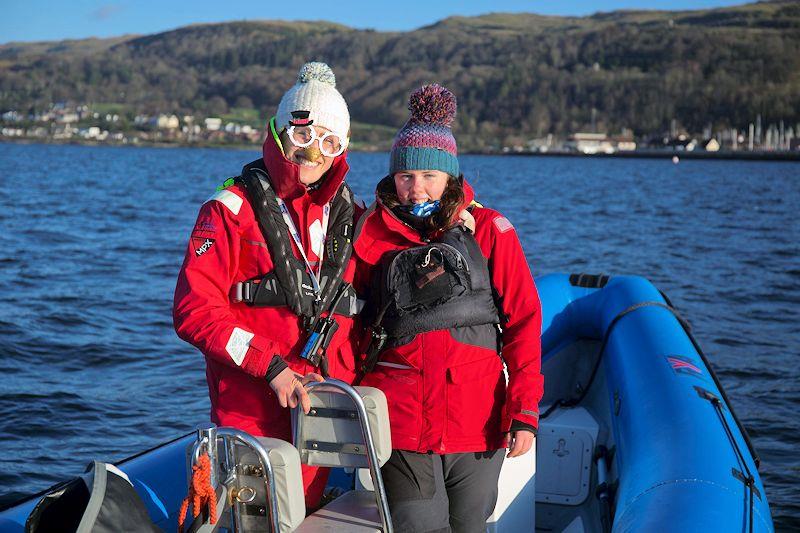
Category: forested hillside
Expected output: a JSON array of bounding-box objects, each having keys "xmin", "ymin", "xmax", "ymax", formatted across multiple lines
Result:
[{"xmin": 1, "ymin": 0, "xmax": 798, "ymax": 148}]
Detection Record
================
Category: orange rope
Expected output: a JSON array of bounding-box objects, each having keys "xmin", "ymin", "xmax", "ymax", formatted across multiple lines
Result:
[{"xmin": 177, "ymin": 452, "xmax": 218, "ymax": 533}]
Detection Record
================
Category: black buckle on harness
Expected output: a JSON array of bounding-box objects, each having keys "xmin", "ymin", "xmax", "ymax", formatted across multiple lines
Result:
[
  {"xmin": 361, "ymin": 327, "xmax": 388, "ymax": 374},
  {"xmin": 233, "ymin": 278, "xmax": 357, "ymax": 318},
  {"xmin": 353, "ymin": 326, "xmax": 388, "ymax": 386},
  {"xmin": 232, "ymin": 279, "xmax": 276, "ymax": 305}
]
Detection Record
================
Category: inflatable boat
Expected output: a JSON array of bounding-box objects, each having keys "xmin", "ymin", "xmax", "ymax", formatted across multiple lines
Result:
[
  {"xmin": 0, "ymin": 273, "xmax": 773, "ymax": 532},
  {"xmin": 533, "ymin": 273, "xmax": 772, "ymax": 532}
]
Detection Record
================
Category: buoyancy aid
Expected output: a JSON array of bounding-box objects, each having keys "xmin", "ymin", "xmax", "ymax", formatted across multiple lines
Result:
[
  {"xmin": 372, "ymin": 223, "xmax": 500, "ymax": 343},
  {"xmin": 234, "ymin": 158, "xmax": 358, "ymax": 323}
]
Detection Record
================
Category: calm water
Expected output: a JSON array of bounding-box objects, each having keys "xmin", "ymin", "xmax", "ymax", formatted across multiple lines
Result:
[{"xmin": 0, "ymin": 143, "xmax": 797, "ymax": 528}]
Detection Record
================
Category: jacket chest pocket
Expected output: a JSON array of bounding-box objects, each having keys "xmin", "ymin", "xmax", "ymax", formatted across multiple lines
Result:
[
  {"xmin": 446, "ymin": 356, "xmax": 505, "ymax": 440},
  {"xmin": 240, "ymin": 238, "xmax": 274, "ymax": 279}
]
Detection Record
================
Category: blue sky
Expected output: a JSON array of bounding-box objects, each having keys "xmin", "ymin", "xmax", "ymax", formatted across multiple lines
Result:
[{"xmin": 1, "ymin": 0, "xmax": 749, "ymax": 44}]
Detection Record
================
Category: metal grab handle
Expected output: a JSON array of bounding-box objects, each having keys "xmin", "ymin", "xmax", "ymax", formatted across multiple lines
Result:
[
  {"xmin": 300, "ymin": 379, "xmax": 393, "ymax": 533},
  {"xmin": 191, "ymin": 424, "xmax": 282, "ymax": 533}
]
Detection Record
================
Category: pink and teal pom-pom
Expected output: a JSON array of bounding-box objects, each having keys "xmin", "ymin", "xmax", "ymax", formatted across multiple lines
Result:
[{"xmin": 408, "ymin": 84, "xmax": 457, "ymax": 126}]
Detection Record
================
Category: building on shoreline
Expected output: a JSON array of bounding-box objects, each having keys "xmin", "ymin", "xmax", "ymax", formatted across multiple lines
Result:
[
  {"xmin": 0, "ymin": 103, "xmax": 262, "ymax": 146},
  {"xmin": 2, "ymin": 103, "xmax": 798, "ymax": 155}
]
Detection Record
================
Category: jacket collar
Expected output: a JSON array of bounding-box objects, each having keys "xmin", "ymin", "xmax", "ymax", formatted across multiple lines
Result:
[
  {"xmin": 355, "ymin": 175, "xmax": 476, "ymax": 263},
  {"xmin": 261, "ymin": 117, "xmax": 350, "ymax": 204},
  {"xmin": 375, "ymin": 174, "xmax": 475, "ymax": 236}
]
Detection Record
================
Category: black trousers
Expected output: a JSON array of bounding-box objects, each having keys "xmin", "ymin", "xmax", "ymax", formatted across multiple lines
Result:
[{"xmin": 381, "ymin": 449, "xmax": 505, "ymax": 533}]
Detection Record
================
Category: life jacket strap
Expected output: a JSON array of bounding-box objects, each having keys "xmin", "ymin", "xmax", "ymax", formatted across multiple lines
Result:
[
  {"xmin": 231, "ymin": 158, "xmax": 357, "ymax": 322},
  {"xmin": 233, "ymin": 276, "xmax": 360, "ymax": 317}
]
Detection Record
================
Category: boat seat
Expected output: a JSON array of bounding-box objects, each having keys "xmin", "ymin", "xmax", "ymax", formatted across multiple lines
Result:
[
  {"xmin": 185, "ymin": 385, "xmax": 392, "ymax": 532},
  {"xmin": 232, "ymin": 437, "xmax": 306, "ymax": 532},
  {"xmin": 293, "ymin": 385, "xmax": 391, "ymax": 468},
  {"xmin": 293, "ymin": 384, "xmax": 392, "ymax": 532},
  {"xmin": 295, "ymin": 490, "xmax": 382, "ymax": 532}
]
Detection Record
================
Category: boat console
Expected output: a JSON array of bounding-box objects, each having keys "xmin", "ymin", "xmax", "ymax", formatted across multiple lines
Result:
[
  {"xmin": 183, "ymin": 379, "xmax": 392, "ymax": 532},
  {"xmin": 183, "ymin": 378, "xmax": 539, "ymax": 532}
]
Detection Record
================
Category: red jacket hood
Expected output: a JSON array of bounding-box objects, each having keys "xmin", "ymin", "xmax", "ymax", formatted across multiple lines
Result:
[
  {"xmin": 261, "ymin": 118, "xmax": 350, "ymax": 204},
  {"xmin": 355, "ymin": 176, "xmax": 476, "ymax": 264}
]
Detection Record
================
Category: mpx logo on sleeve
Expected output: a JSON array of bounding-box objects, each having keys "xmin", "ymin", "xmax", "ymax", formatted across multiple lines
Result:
[{"xmin": 192, "ymin": 237, "xmax": 215, "ymax": 257}]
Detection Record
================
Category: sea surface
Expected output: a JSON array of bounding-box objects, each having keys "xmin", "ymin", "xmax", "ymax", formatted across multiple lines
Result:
[{"xmin": 0, "ymin": 142, "xmax": 797, "ymax": 528}]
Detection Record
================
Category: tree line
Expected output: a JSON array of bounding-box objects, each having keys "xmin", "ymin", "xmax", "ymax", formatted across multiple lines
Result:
[{"xmin": 1, "ymin": 1, "xmax": 798, "ymax": 149}]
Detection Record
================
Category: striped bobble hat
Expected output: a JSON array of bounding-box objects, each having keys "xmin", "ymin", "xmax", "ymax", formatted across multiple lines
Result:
[
  {"xmin": 390, "ymin": 84, "xmax": 458, "ymax": 177},
  {"xmin": 276, "ymin": 62, "xmax": 350, "ymax": 140}
]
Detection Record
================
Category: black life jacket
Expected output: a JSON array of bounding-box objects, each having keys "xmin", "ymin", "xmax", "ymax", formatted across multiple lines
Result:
[
  {"xmin": 375, "ymin": 224, "xmax": 500, "ymax": 341},
  {"xmin": 234, "ymin": 158, "xmax": 357, "ymax": 323},
  {"xmin": 25, "ymin": 461, "xmax": 161, "ymax": 533}
]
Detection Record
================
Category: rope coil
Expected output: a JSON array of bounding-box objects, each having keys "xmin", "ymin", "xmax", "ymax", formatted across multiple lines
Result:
[{"xmin": 177, "ymin": 452, "xmax": 217, "ymax": 533}]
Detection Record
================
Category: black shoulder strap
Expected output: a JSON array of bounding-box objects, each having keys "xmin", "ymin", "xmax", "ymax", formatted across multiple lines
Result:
[
  {"xmin": 317, "ymin": 181, "xmax": 355, "ymax": 314},
  {"xmin": 236, "ymin": 159, "xmax": 355, "ymax": 321},
  {"xmin": 237, "ymin": 160, "xmax": 308, "ymax": 317}
]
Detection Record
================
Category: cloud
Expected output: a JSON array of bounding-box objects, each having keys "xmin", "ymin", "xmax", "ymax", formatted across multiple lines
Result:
[{"xmin": 90, "ymin": 4, "xmax": 125, "ymax": 21}]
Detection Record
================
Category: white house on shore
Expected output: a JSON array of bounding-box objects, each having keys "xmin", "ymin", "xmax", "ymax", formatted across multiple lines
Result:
[
  {"xmin": 157, "ymin": 114, "xmax": 180, "ymax": 130},
  {"xmin": 565, "ymin": 132, "xmax": 637, "ymax": 154},
  {"xmin": 204, "ymin": 118, "xmax": 222, "ymax": 131}
]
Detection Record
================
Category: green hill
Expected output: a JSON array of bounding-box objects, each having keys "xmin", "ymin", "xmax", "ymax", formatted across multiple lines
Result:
[{"xmin": 1, "ymin": 0, "xmax": 798, "ymax": 149}]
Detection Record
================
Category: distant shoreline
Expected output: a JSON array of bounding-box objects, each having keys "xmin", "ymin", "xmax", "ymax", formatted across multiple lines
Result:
[
  {"xmin": 506, "ymin": 149, "xmax": 800, "ymax": 162},
  {"xmin": 2, "ymin": 138, "xmax": 800, "ymax": 162},
  {"xmin": 0, "ymin": 137, "xmax": 259, "ymax": 152}
]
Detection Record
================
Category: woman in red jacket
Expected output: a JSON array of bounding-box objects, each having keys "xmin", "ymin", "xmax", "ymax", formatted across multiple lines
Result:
[
  {"xmin": 354, "ymin": 85, "xmax": 543, "ymax": 532},
  {"xmin": 174, "ymin": 62, "xmax": 360, "ymax": 509}
]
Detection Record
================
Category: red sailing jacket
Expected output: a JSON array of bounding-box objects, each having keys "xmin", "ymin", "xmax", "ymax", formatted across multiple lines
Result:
[
  {"xmin": 353, "ymin": 179, "xmax": 543, "ymax": 453},
  {"xmin": 173, "ymin": 127, "xmax": 359, "ymax": 440}
]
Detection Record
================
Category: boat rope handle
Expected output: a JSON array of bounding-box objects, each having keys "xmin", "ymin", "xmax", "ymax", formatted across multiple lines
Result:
[
  {"xmin": 541, "ymin": 300, "xmax": 683, "ymax": 420},
  {"xmin": 692, "ymin": 386, "xmax": 759, "ymax": 532},
  {"xmin": 177, "ymin": 452, "xmax": 218, "ymax": 533}
]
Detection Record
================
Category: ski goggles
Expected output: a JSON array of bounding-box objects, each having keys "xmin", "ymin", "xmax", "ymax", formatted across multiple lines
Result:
[{"xmin": 286, "ymin": 125, "xmax": 348, "ymax": 157}]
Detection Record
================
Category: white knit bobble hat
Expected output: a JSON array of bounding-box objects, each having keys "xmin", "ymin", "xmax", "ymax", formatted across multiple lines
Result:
[{"xmin": 276, "ymin": 62, "xmax": 350, "ymax": 140}]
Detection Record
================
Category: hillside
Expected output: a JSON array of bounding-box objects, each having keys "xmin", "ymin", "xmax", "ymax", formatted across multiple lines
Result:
[{"xmin": 1, "ymin": 1, "xmax": 798, "ymax": 149}]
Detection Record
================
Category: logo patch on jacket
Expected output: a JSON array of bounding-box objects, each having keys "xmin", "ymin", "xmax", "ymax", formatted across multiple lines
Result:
[
  {"xmin": 193, "ymin": 237, "xmax": 215, "ymax": 256},
  {"xmin": 192, "ymin": 218, "xmax": 217, "ymax": 236},
  {"xmin": 493, "ymin": 216, "xmax": 514, "ymax": 233}
]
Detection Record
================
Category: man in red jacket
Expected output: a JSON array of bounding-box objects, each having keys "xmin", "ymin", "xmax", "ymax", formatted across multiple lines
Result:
[{"xmin": 173, "ymin": 62, "xmax": 360, "ymax": 508}]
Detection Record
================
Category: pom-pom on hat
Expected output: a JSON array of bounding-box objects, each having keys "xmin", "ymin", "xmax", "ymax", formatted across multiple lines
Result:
[
  {"xmin": 276, "ymin": 62, "xmax": 350, "ymax": 141},
  {"xmin": 390, "ymin": 84, "xmax": 459, "ymax": 177}
]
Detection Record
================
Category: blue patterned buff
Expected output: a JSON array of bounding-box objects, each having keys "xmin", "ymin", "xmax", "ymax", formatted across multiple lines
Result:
[{"xmin": 410, "ymin": 200, "xmax": 441, "ymax": 217}]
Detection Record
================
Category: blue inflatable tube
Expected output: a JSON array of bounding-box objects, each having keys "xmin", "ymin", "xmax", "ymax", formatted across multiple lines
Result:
[{"xmin": 536, "ymin": 273, "xmax": 773, "ymax": 532}]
